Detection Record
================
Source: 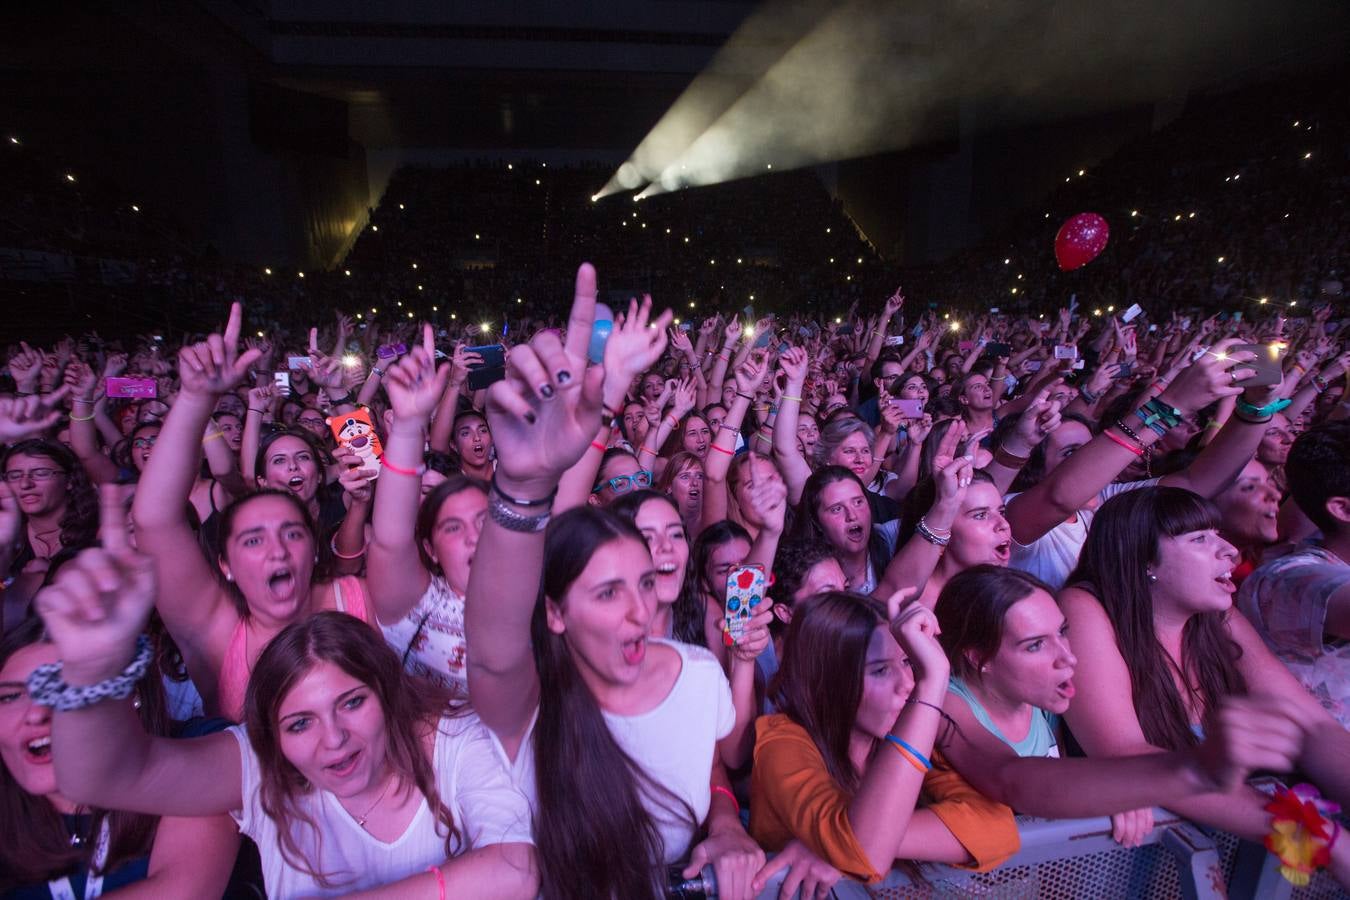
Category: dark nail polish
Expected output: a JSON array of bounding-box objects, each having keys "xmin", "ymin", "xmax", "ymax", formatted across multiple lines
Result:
[
  {"xmin": 556, "ymin": 370, "xmax": 572, "ymax": 384},
  {"xmin": 539, "ymin": 384, "xmax": 555, "ymax": 399},
  {"xmin": 524, "ymin": 411, "xmax": 537, "ymax": 424}
]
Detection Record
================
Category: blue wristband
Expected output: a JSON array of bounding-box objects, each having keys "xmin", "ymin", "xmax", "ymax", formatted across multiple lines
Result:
[{"xmin": 885, "ymin": 735, "xmax": 932, "ymax": 770}]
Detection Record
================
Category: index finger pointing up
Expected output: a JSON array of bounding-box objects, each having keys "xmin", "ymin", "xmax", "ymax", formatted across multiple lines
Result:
[
  {"xmin": 309, "ymin": 327, "xmax": 320, "ymax": 355},
  {"xmin": 564, "ymin": 263, "xmax": 597, "ymax": 361},
  {"xmin": 423, "ymin": 322, "xmax": 436, "ymax": 360},
  {"xmin": 223, "ymin": 301, "xmax": 244, "ymax": 350},
  {"xmin": 98, "ymin": 483, "xmax": 131, "ymax": 553}
]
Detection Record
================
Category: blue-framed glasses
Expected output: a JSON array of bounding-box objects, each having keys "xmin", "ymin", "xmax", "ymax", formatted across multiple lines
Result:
[{"xmin": 592, "ymin": 469, "xmax": 653, "ymax": 496}]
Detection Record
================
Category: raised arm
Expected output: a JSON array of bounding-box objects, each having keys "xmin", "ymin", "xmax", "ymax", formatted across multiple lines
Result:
[
  {"xmin": 39, "ymin": 501, "xmax": 244, "ymax": 818},
  {"xmin": 429, "ymin": 344, "xmax": 474, "ymax": 453},
  {"xmin": 369, "ymin": 326, "xmax": 448, "ymax": 623},
  {"xmin": 467, "ymin": 265, "xmax": 647, "ymax": 755},
  {"xmin": 1006, "ymin": 340, "xmax": 1248, "ymax": 545},
  {"xmin": 131, "ymin": 304, "xmax": 261, "ymax": 668},
  {"xmin": 874, "ymin": 450, "xmax": 970, "ymax": 602},
  {"xmin": 62, "ymin": 361, "xmax": 118, "ymax": 484},
  {"xmin": 771, "ymin": 347, "xmax": 813, "ymax": 505}
]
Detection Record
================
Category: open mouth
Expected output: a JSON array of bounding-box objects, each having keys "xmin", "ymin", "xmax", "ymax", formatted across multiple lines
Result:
[
  {"xmin": 655, "ymin": 562, "xmax": 678, "ymax": 576},
  {"xmin": 287, "ymin": 475, "xmax": 306, "ymax": 492},
  {"xmin": 993, "ymin": 542, "xmax": 1011, "ymax": 563},
  {"xmin": 1214, "ymin": 571, "xmax": 1236, "ymax": 593},
  {"xmin": 846, "ymin": 523, "xmax": 866, "ymax": 543},
  {"xmin": 1055, "ymin": 679, "xmax": 1075, "ymax": 700},
  {"xmin": 25, "ymin": 736, "xmax": 52, "ymax": 763},
  {"xmin": 267, "ymin": 567, "xmax": 297, "ymax": 596},
  {"xmin": 326, "ymin": 749, "xmax": 360, "ymax": 777},
  {"xmin": 621, "ymin": 635, "xmax": 646, "ymax": 666}
]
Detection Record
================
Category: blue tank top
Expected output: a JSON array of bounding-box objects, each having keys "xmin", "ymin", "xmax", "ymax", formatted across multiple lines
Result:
[{"xmin": 948, "ymin": 677, "xmax": 1061, "ymax": 758}]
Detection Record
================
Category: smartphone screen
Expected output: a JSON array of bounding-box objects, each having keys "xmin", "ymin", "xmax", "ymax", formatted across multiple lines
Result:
[
  {"xmin": 466, "ymin": 344, "xmax": 507, "ymax": 391},
  {"xmin": 105, "ymin": 377, "xmax": 156, "ymax": 399},
  {"xmin": 273, "ymin": 371, "xmax": 291, "ymax": 394},
  {"xmin": 1231, "ymin": 343, "xmax": 1285, "ymax": 388},
  {"xmin": 894, "ymin": 398, "xmax": 924, "ymax": 418}
]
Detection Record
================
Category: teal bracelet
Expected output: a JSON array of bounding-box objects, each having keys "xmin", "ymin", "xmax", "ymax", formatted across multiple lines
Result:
[
  {"xmin": 885, "ymin": 735, "xmax": 932, "ymax": 770},
  {"xmin": 1141, "ymin": 397, "xmax": 1184, "ymax": 429},
  {"xmin": 1235, "ymin": 397, "xmax": 1291, "ymax": 419}
]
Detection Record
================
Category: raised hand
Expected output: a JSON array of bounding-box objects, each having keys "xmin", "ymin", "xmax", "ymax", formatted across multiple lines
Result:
[
  {"xmin": 449, "ymin": 343, "xmax": 481, "ymax": 383},
  {"xmin": 0, "ymin": 481, "xmax": 21, "ymax": 549},
  {"xmin": 723, "ymin": 314, "xmax": 742, "ymax": 345},
  {"xmin": 102, "ymin": 351, "xmax": 128, "ymax": 379},
  {"xmin": 885, "ymin": 590, "xmax": 948, "ymax": 683},
  {"xmin": 383, "ymin": 324, "xmax": 450, "ymax": 422},
  {"xmin": 884, "ymin": 286, "xmax": 905, "ymax": 317},
  {"xmin": 1193, "ymin": 694, "xmax": 1303, "ymax": 793},
  {"xmin": 246, "ymin": 381, "xmax": 276, "ymax": 413},
  {"xmin": 741, "ymin": 455, "xmax": 788, "ymax": 534},
  {"xmin": 733, "ymin": 350, "xmax": 770, "ymax": 397},
  {"xmin": 0, "ymin": 388, "xmax": 72, "ymax": 443},
  {"xmin": 62, "ymin": 359, "xmax": 99, "ymax": 403},
  {"xmin": 929, "ymin": 420, "xmax": 967, "ymax": 478},
  {"xmin": 34, "ymin": 485, "xmax": 156, "ymax": 685},
  {"xmin": 671, "ymin": 377, "xmax": 698, "ymax": 419},
  {"xmin": 604, "ymin": 295, "xmax": 673, "ymax": 386},
  {"xmin": 1157, "ymin": 337, "xmax": 1252, "ymax": 416},
  {"xmin": 8, "ymin": 342, "xmax": 42, "ymax": 390},
  {"xmin": 667, "ymin": 327, "xmax": 694, "ymax": 357},
  {"xmin": 778, "ymin": 346, "xmax": 809, "ymax": 386},
  {"xmin": 487, "ymin": 263, "xmax": 608, "ymax": 496},
  {"xmin": 178, "ymin": 302, "xmax": 263, "ymax": 398},
  {"xmin": 334, "ymin": 445, "xmax": 376, "ymax": 503}
]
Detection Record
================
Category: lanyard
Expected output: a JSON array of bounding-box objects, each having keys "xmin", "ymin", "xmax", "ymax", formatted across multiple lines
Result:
[{"xmin": 48, "ymin": 819, "xmax": 109, "ymax": 900}]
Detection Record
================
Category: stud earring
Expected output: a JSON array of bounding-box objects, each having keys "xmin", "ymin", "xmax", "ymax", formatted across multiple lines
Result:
[
  {"xmin": 225, "ymin": 572, "xmax": 234, "ymax": 582},
  {"xmin": 1147, "ymin": 572, "xmax": 1157, "ymax": 583}
]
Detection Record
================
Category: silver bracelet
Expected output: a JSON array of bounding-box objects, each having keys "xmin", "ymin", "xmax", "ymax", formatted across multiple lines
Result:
[
  {"xmin": 27, "ymin": 635, "xmax": 153, "ymax": 712},
  {"xmin": 916, "ymin": 518, "xmax": 951, "ymax": 547},
  {"xmin": 488, "ymin": 495, "xmax": 552, "ymax": 533}
]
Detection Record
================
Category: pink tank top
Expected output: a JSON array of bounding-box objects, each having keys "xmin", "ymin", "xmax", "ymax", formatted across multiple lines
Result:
[{"xmin": 218, "ymin": 576, "xmax": 371, "ymax": 722}]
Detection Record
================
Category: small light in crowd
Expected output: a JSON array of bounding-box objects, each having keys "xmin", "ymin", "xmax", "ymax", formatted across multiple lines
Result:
[
  {"xmin": 7, "ymin": 136, "xmax": 18, "ymax": 145},
  {"xmin": 1217, "ymin": 256, "xmax": 1225, "ymax": 263},
  {"xmin": 297, "ymin": 271, "xmax": 305, "ymax": 278},
  {"xmin": 749, "ymin": 294, "xmax": 755, "ymax": 300},
  {"xmin": 257, "ymin": 330, "xmax": 264, "ymax": 337},
  {"xmin": 1259, "ymin": 297, "xmax": 1268, "ymax": 304},
  {"xmin": 1004, "ymin": 258, "xmax": 1010, "ymax": 265},
  {"xmin": 1044, "ymin": 213, "xmax": 1050, "ymax": 219},
  {"xmin": 591, "ymin": 195, "xmax": 597, "ymax": 203},
  {"xmin": 516, "ymin": 298, "xmax": 522, "ymax": 304},
  {"xmin": 737, "ymin": 257, "xmax": 743, "ymax": 264},
  {"xmin": 1289, "ymin": 301, "xmax": 1297, "ymax": 307},
  {"xmin": 1224, "ymin": 176, "xmax": 1231, "ymax": 182},
  {"xmin": 398, "ymin": 203, "xmax": 405, "ymax": 210},
  {"xmin": 674, "ymin": 318, "xmax": 681, "ymax": 325},
  {"xmin": 622, "ymin": 221, "xmax": 627, "ymax": 227},
  {"xmin": 826, "ymin": 227, "xmax": 831, "ymax": 234},
  {"xmin": 371, "ymin": 307, "xmax": 377, "ymax": 313},
  {"xmin": 834, "ymin": 317, "xmax": 842, "ymax": 324},
  {"xmin": 432, "ymin": 306, "xmax": 438, "ymax": 311},
  {"xmin": 1174, "ymin": 214, "xmax": 1182, "ymax": 221},
  {"xmin": 949, "ymin": 321, "xmax": 961, "ymax": 331},
  {"xmin": 535, "ymin": 179, "xmax": 541, "ymax": 185},
  {"xmin": 683, "ymin": 236, "xmax": 689, "ymax": 243},
  {"xmin": 130, "ymin": 204, "xmax": 140, "ymax": 212},
  {"xmin": 1188, "ymin": 212, "xmax": 1196, "ymax": 218},
  {"xmin": 943, "ymin": 313, "xmax": 950, "ymax": 320},
  {"xmin": 412, "ymin": 262, "xmax": 418, "ymax": 269},
  {"xmin": 481, "ymin": 322, "xmax": 491, "ymax": 333},
  {"xmin": 1017, "ymin": 274, "xmax": 1023, "ymax": 280},
  {"xmin": 744, "ymin": 325, "xmax": 756, "ymax": 338},
  {"xmin": 450, "ymin": 313, "xmax": 457, "ymax": 319},
  {"xmin": 1131, "ymin": 210, "xmax": 1138, "ymax": 217},
  {"xmin": 344, "ymin": 269, "xmax": 351, "ymax": 276},
  {"xmin": 709, "ymin": 259, "xmax": 715, "ymax": 265},
  {"xmin": 65, "ymin": 173, "xmax": 76, "ymax": 183},
  {"xmin": 829, "ymin": 257, "xmax": 835, "ymax": 263},
  {"xmin": 356, "ymin": 313, "xmax": 363, "ymax": 320},
  {"xmin": 397, "ymin": 300, "xmax": 403, "ymax": 307},
  {"xmin": 407, "ymin": 312, "xmax": 414, "ymax": 319},
  {"xmin": 372, "ymin": 225, "xmax": 378, "ymax": 232},
  {"xmin": 1010, "ymin": 288, "xmax": 1018, "ymax": 295},
  {"xmin": 1293, "ymin": 120, "xmax": 1300, "ymax": 127},
  {"xmin": 1078, "ymin": 169, "xmax": 1085, "ymax": 177},
  {"xmin": 689, "ymin": 301, "xmax": 696, "ymax": 308},
  {"xmin": 343, "ymin": 354, "xmax": 360, "ymax": 368},
  {"xmin": 1064, "ymin": 177, "xmax": 1070, "ymax": 183},
  {"xmin": 766, "ymin": 164, "xmax": 773, "ymax": 170},
  {"xmin": 541, "ymin": 162, "xmax": 546, "ymax": 168},
  {"xmin": 1304, "ymin": 152, "xmax": 1313, "ymax": 160},
  {"xmin": 1093, "ymin": 308, "xmax": 1103, "ymax": 316},
  {"xmin": 418, "ymin": 285, "xmax": 424, "ymax": 290},
  {"xmin": 474, "ymin": 234, "xmax": 480, "ymax": 240},
  {"xmin": 1107, "ymin": 305, "xmax": 1115, "ymax": 312},
  {"xmin": 856, "ymin": 257, "xmax": 863, "ymax": 264},
  {"xmin": 507, "ymin": 163, "xmax": 513, "ymax": 170},
  {"xmin": 641, "ymin": 222, "xmax": 646, "ymax": 228},
  {"xmin": 632, "ymin": 211, "xmax": 638, "ymax": 218},
  {"xmin": 846, "ymin": 275, "xmax": 852, "ymax": 281},
  {"xmin": 665, "ymin": 228, "xmax": 671, "ymax": 234},
  {"xmin": 1233, "ymin": 174, "xmax": 1240, "ymax": 181},
  {"xmin": 1283, "ymin": 213, "xmax": 1290, "ymax": 218},
  {"xmin": 264, "ymin": 267, "xmax": 272, "ymax": 275}
]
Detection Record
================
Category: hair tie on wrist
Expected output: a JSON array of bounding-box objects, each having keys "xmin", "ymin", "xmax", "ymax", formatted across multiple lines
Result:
[
  {"xmin": 381, "ymin": 457, "xmax": 426, "ymax": 477},
  {"xmin": 426, "ymin": 866, "xmax": 447, "ymax": 900},
  {"xmin": 69, "ymin": 411, "xmax": 96, "ymax": 422},
  {"xmin": 330, "ymin": 533, "xmax": 368, "ymax": 560},
  {"xmin": 710, "ymin": 784, "xmax": 740, "ymax": 815},
  {"xmin": 709, "ymin": 443, "xmax": 735, "ymax": 456},
  {"xmin": 591, "ymin": 440, "xmax": 608, "ymax": 453}
]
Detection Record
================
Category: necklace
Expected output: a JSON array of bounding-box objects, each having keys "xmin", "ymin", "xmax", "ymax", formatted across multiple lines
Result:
[{"xmin": 350, "ymin": 772, "xmax": 398, "ymax": 830}]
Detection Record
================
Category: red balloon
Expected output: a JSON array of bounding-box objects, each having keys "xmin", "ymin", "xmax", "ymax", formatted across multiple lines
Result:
[{"xmin": 1054, "ymin": 213, "xmax": 1110, "ymax": 271}]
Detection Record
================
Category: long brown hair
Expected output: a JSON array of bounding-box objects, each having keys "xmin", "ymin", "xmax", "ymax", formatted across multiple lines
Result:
[
  {"xmin": 770, "ymin": 591, "xmax": 888, "ymax": 793},
  {"xmin": 937, "ymin": 566, "xmax": 1051, "ymax": 682},
  {"xmin": 1066, "ymin": 487, "xmax": 1246, "ymax": 750},
  {"xmin": 532, "ymin": 507, "xmax": 694, "ymax": 900},
  {"xmin": 0, "ymin": 618, "xmax": 164, "ymax": 890},
  {"xmin": 243, "ymin": 611, "xmax": 458, "ymax": 888}
]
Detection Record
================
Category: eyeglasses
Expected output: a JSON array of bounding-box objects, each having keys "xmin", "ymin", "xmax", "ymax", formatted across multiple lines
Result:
[
  {"xmin": 132, "ymin": 436, "xmax": 158, "ymax": 449},
  {"xmin": 297, "ymin": 417, "xmax": 326, "ymax": 427},
  {"xmin": 3, "ymin": 467, "xmax": 67, "ymax": 483},
  {"xmin": 592, "ymin": 470, "xmax": 653, "ymax": 496}
]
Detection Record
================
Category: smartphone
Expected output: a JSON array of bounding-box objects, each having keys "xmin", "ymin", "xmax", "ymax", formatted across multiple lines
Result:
[
  {"xmin": 777, "ymin": 341, "xmax": 792, "ymax": 355},
  {"xmin": 376, "ymin": 343, "xmax": 407, "ymax": 360},
  {"xmin": 1072, "ymin": 360, "xmax": 1086, "ymax": 370},
  {"xmin": 1025, "ymin": 360, "xmax": 1044, "ymax": 372},
  {"xmin": 893, "ymin": 398, "xmax": 925, "ymax": 418},
  {"xmin": 330, "ymin": 408, "xmax": 384, "ymax": 478},
  {"xmin": 754, "ymin": 329, "xmax": 773, "ymax": 349},
  {"xmin": 1053, "ymin": 344, "xmax": 1079, "ymax": 360},
  {"xmin": 986, "ymin": 342, "xmax": 1011, "ymax": 357},
  {"xmin": 1231, "ymin": 343, "xmax": 1286, "ymax": 388},
  {"xmin": 989, "ymin": 307, "xmax": 1001, "ymax": 314},
  {"xmin": 837, "ymin": 324, "xmax": 855, "ymax": 336},
  {"xmin": 724, "ymin": 564, "xmax": 767, "ymax": 647},
  {"xmin": 466, "ymin": 344, "xmax": 507, "ymax": 391},
  {"xmin": 679, "ymin": 322, "xmax": 692, "ymax": 332},
  {"xmin": 273, "ymin": 371, "xmax": 291, "ymax": 394},
  {"xmin": 884, "ymin": 335, "xmax": 905, "ymax": 347},
  {"xmin": 1180, "ymin": 317, "xmax": 1193, "ymax": 330},
  {"xmin": 1121, "ymin": 303, "xmax": 1144, "ymax": 323},
  {"xmin": 1116, "ymin": 361, "xmax": 1134, "ymax": 378},
  {"xmin": 105, "ymin": 376, "xmax": 156, "ymax": 399},
  {"xmin": 288, "ymin": 356, "xmax": 313, "ymax": 370}
]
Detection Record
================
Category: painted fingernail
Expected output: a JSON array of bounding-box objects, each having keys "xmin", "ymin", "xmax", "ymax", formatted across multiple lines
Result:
[
  {"xmin": 539, "ymin": 384, "xmax": 555, "ymax": 400},
  {"xmin": 556, "ymin": 370, "xmax": 572, "ymax": 384},
  {"xmin": 524, "ymin": 411, "xmax": 537, "ymax": 424}
]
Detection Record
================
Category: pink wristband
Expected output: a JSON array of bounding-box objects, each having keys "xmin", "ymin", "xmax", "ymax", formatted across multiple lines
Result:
[
  {"xmin": 426, "ymin": 865, "xmax": 446, "ymax": 900},
  {"xmin": 711, "ymin": 784, "xmax": 740, "ymax": 815}
]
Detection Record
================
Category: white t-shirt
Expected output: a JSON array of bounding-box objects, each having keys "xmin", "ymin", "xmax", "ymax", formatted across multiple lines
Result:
[
  {"xmin": 1007, "ymin": 478, "xmax": 1158, "ymax": 591},
  {"xmin": 229, "ymin": 714, "xmax": 533, "ymax": 899},
  {"xmin": 380, "ymin": 575, "xmax": 468, "ymax": 697},
  {"xmin": 500, "ymin": 639, "xmax": 735, "ymax": 864}
]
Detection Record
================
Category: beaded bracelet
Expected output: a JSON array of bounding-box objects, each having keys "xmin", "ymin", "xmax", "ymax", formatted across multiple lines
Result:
[
  {"xmin": 1112, "ymin": 419, "xmax": 1145, "ymax": 447},
  {"xmin": 27, "ymin": 635, "xmax": 152, "ymax": 712}
]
